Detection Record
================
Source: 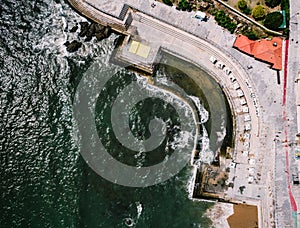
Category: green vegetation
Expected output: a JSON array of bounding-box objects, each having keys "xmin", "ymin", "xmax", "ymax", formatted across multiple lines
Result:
[
  {"xmin": 214, "ymin": 10, "xmax": 237, "ymax": 33},
  {"xmin": 265, "ymin": 0, "xmax": 281, "ymax": 8},
  {"xmin": 264, "ymin": 12, "xmax": 283, "ymax": 30},
  {"xmin": 238, "ymin": 0, "xmax": 251, "ymax": 15},
  {"xmin": 252, "ymin": 5, "xmax": 266, "ymax": 20},
  {"xmin": 177, "ymin": 0, "xmax": 190, "ymax": 11},
  {"xmin": 163, "ymin": 0, "xmax": 173, "ymax": 6},
  {"xmin": 238, "ymin": 0, "xmax": 247, "ymax": 10},
  {"xmin": 243, "ymin": 30, "xmax": 259, "ymax": 40},
  {"xmin": 243, "ymin": 7, "xmax": 252, "ymax": 15}
]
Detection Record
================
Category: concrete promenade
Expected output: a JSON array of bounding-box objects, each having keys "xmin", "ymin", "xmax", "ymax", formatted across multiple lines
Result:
[{"xmin": 67, "ymin": 0, "xmax": 299, "ymax": 227}]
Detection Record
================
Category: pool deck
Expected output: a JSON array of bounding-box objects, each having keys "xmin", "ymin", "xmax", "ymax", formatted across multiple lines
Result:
[{"xmin": 67, "ymin": 0, "xmax": 300, "ymax": 227}]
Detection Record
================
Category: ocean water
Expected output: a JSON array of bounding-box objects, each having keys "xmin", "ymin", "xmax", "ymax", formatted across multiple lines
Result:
[{"xmin": 0, "ymin": 0, "xmax": 232, "ymax": 227}]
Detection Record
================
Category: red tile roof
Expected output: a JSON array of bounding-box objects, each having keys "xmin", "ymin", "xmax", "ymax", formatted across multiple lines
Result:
[{"xmin": 233, "ymin": 35, "xmax": 283, "ymax": 70}]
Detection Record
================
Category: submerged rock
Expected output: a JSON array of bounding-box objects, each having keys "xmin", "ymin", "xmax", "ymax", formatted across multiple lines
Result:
[
  {"xmin": 69, "ymin": 25, "xmax": 78, "ymax": 33},
  {"xmin": 64, "ymin": 40, "xmax": 82, "ymax": 52}
]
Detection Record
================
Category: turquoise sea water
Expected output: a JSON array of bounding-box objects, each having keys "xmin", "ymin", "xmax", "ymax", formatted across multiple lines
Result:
[{"xmin": 0, "ymin": 0, "xmax": 233, "ymax": 227}]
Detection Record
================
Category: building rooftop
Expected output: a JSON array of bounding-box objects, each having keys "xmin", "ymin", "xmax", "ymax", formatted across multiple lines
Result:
[{"xmin": 233, "ymin": 35, "xmax": 283, "ymax": 70}]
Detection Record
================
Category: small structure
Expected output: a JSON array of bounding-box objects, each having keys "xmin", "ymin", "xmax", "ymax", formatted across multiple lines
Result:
[
  {"xmin": 217, "ymin": 61, "xmax": 225, "ymax": 69},
  {"xmin": 229, "ymin": 75, "xmax": 236, "ymax": 82},
  {"xmin": 292, "ymin": 174, "xmax": 299, "ymax": 185},
  {"xmin": 233, "ymin": 81, "xmax": 240, "ymax": 90},
  {"xmin": 240, "ymin": 98, "xmax": 247, "ymax": 106},
  {"xmin": 245, "ymin": 123, "xmax": 251, "ymax": 131},
  {"xmin": 129, "ymin": 40, "xmax": 151, "ymax": 58},
  {"xmin": 237, "ymin": 89, "xmax": 244, "ymax": 97},
  {"xmin": 278, "ymin": 10, "xmax": 287, "ymax": 29},
  {"xmin": 248, "ymin": 176, "xmax": 254, "ymax": 183},
  {"xmin": 224, "ymin": 67, "xmax": 231, "ymax": 75},
  {"xmin": 233, "ymin": 35, "xmax": 283, "ymax": 70},
  {"xmin": 209, "ymin": 56, "xmax": 217, "ymax": 64},
  {"xmin": 244, "ymin": 114, "xmax": 251, "ymax": 122},
  {"xmin": 243, "ymin": 106, "xmax": 249, "ymax": 113}
]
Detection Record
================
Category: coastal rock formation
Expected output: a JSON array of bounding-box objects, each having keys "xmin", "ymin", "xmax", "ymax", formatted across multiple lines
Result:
[
  {"xmin": 64, "ymin": 40, "xmax": 82, "ymax": 52},
  {"xmin": 65, "ymin": 21, "xmax": 112, "ymax": 52},
  {"xmin": 69, "ymin": 25, "xmax": 78, "ymax": 32}
]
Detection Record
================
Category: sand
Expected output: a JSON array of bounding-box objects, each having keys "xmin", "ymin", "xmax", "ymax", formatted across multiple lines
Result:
[
  {"xmin": 204, "ymin": 203, "xmax": 234, "ymax": 228},
  {"xmin": 227, "ymin": 204, "xmax": 258, "ymax": 228}
]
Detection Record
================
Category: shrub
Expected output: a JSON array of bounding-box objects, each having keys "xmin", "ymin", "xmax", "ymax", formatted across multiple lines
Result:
[
  {"xmin": 265, "ymin": 0, "xmax": 281, "ymax": 8},
  {"xmin": 244, "ymin": 30, "xmax": 259, "ymax": 40},
  {"xmin": 243, "ymin": 7, "xmax": 252, "ymax": 15},
  {"xmin": 163, "ymin": 0, "xmax": 173, "ymax": 6},
  {"xmin": 238, "ymin": 0, "xmax": 247, "ymax": 10},
  {"xmin": 177, "ymin": 0, "xmax": 190, "ymax": 11},
  {"xmin": 238, "ymin": 0, "xmax": 251, "ymax": 16},
  {"xmin": 283, "ymin": 28, "xmax": 289, "ymax": 38},
  {"xmin": 252, "ymin": 5, "xmax": 266, "ymax": 20},
  {"xmin": 264, "ymin": 12, "xmax": 283, "ymax": 30},
  {"xmin": 215, "ymin": 10, "xmax": 237, "ymax": 33}
]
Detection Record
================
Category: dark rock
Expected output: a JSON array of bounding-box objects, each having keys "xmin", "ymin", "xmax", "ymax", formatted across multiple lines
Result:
[
  {"xmin": 65, "ymin": 40, "xmax": 82, "ymax": 52},
  {"xmin": 95, "ymin": 27, "xmax": 112, "ymax": 41},
  {"xmin": 85, "ymin": 23, "xmax": 96, "ymax": 41},
  {"xmin": 95, "ymin": 32, "xmax": 106, "ymax": 41},
  {"xmin": 87, "ymin": 23, "xmax": 96, "ymax": 37},
  {"xmin": 94, "ymin": 24, "xmax": 106, "ymax": 33},
  {"xmin": 103, "ymin": 27, "xmax": 111, "ymax": 37},
  {"xmin": 70, "ymin": 25, "xmax": 78, "ymax": 33},
  {"xmin": 79, "ymin": 21, "xmax": 89, "ymax": 37}
]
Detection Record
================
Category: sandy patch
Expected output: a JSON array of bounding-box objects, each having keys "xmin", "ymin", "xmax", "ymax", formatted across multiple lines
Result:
[
  {"xmin": 227, "ymin": 204, "xmax": 258, "ymax": 228},
  {"xmin": 204, "ymin": 202, "xmax": 234, "ymax": 228}
]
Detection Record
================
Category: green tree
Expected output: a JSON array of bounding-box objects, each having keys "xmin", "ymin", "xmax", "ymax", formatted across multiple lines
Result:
[
  {"xmin": 238, "ymin": 0, "xmax": 247, "ymax": 10},
  {"xmin": 163, "ymin": 0, "xmax": 173, "ymax": 6},
  {"xmin": 243, "ymin": 7, "xmax": 251, "ymax": 15},
  {"xmin": 264, "ymin": 12, "xmax": 283, "ymax": 30},
  {"xmin": 265, "ymin": 0, "xmax": 281, "ymax": 8},
  {"xmin": 215, "ymin": 10, "xmax": 237, "ymax": 33},
  {"xmin": 244, "ymin": 30, "xmax": 259, "ymax": 40},
  {"xmin": 177, "ymin": 0, "xmax": 190, "ymax": 11},
  {"xmin": 252, "ymin": 5, "xmax": 266, "ymax": 20}
]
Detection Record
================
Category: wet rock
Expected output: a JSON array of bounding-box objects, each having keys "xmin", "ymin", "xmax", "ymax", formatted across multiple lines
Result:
[
  {"xmin": 85, "ymin": 23, "xmax": 96, "ymax": 41},
  {"xmin": 79, "ymin": 21, "xmax": 89, "ymax": 37},
  {"xmin": 95, "ymin": 27, "xmax": 111, "ymax": 41},
  {"xmin": 70, "ymin": 25, "xmax": 78, "ymax": 33},
  {"xmin": 95, "ymin": 32, "xmax": 106, "ymax": 41},
  {"xmin": 94, "ymin": 24, "xmax": 106, "ymax": 33},
  {"xmin": 103, "ymin": 27, "xmax": 112, "ymax": 37},
  {"xmin": 64, "ymin": 40, "xmax": 82, "ymax": 52}
]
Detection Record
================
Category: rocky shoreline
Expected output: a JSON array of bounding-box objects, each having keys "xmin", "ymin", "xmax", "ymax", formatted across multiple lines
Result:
[{"xmin": 64, "ymin": 21, "xmax": 112, "ymax": 52}]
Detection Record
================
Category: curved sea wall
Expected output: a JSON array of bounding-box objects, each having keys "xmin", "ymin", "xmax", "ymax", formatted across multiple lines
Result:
[{"xmin": 66, "ymin": 0, "xmax": 270, "ymax": 227}]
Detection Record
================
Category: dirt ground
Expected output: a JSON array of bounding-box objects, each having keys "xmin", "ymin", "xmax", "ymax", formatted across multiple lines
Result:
[{"xmin": 227, "ymin": 204, "xmax": 258, "ymax": 228}]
